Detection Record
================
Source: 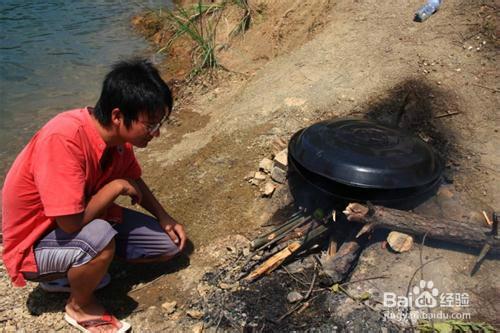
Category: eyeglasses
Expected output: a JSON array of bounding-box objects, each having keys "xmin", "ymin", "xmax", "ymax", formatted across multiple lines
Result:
[{"xmin": 144, "ymin": 113, "xmax": 168, "ymax": 135}]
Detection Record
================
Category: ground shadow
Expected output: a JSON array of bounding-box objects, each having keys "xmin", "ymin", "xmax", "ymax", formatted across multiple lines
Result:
[
  {"xmin": 287, "ymin": 78, "xmax": 464, "ymax": 214},
  {"xmin": 351, "ymin": 77, "xmax": 462, "ymax": 164},
  {"xmin": 25, "ymin": 239, "xmax": 195, "ymax": 318}
]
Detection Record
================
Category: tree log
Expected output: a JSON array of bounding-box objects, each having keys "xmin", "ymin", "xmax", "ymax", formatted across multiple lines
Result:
[
  {"xmin": 320, "ymin": 239, "xmax": 362, "ymax": 283},
  {"xmin": 343, "ymin": 203, "xmax": 500, "ymax": 252},
  {"xmin": 319, "ymin": 226, "xmax": 367, "ymax": 283}
]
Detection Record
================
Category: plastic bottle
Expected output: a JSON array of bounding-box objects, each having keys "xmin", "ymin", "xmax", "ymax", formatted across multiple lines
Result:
[{"xmin": 414, "ymin": 0, "xmax": 442, "ymax": 22}]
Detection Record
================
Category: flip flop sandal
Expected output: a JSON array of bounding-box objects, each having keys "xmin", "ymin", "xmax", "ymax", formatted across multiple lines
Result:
[
  {"xmin": 64, "ymin": 312, "xmax": 131, "ymax": 333},
  {"xmin": 40, "ymin": 273, "xmax": 111, "ymax": 293}
]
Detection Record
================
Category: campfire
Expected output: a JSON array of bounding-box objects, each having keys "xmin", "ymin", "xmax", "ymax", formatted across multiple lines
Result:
[
  {"xmin": 190, "ymin": 118, "xmax": 498, "ymax": 331},
  {"xmin": 242, "ymin": 118, "xmax": 444, "ymax": 281}
]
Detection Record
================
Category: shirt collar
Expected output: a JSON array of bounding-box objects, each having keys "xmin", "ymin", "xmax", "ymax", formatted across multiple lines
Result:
[{"xmin": 81, "ymin": 106, "xmax": 108, "ymax": 159}]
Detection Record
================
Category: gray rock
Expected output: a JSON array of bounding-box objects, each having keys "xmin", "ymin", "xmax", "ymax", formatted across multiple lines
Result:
[
  {"xmin": 271, "ymin": 166, "xmax": 287, "ymax": 184},
  {"xmin": 287, "ymin": 291, "xmax": 304, "ymax": 303}
]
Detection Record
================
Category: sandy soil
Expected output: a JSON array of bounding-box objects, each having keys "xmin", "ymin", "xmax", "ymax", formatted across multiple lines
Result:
[{"xmin": 1, "ymin": 0, "xmax": 498, "ymax": 331}]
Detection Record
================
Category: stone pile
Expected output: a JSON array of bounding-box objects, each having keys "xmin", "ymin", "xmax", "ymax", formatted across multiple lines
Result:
[{"xmin": 245, "ymin": 148, "xmax": 288, "ymax": 198}]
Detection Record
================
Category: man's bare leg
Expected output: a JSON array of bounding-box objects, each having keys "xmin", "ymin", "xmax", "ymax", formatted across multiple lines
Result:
[{"xmin": 65, "ymin": 239, "xmax": 120, "ymax": 333}]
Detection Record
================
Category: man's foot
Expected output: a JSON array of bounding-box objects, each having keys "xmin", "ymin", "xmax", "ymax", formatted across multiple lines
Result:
[{"xmin": 65, "ymin": 297, "xmax": 130, "ymax": 333}]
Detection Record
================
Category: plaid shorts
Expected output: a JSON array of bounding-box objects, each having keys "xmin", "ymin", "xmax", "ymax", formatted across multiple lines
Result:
[{"xmin": 23, "ymin": 208, "xmax": 180, "ymax": 281}]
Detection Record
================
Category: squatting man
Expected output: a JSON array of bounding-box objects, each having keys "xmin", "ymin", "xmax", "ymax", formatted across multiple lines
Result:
[{"xmin": 2, "ymin": 59, "xmax": 187, "ymax": 333}]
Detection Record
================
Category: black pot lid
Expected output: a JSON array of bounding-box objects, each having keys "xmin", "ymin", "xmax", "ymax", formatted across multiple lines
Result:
[
  {"xmin": 288, "ymin": 118, "xmax": 444, "ymax": 189},
  {"xmin": 288, "ymin": 154, "xmax": 442, "ymax": 210}
]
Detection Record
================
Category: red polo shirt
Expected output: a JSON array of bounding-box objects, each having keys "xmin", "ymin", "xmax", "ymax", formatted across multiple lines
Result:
[{"xmin": 1, "ymin": 107, "xmax": 141, "ymax": 286}]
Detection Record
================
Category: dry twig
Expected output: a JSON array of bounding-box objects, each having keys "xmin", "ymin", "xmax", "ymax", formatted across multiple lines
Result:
[
  {"xmin": 482, "ymin": 211, "xmax": 493, "ymax": 225},
  {"xmin": 128, "ymin": 275, "xmax": 165, "ymax": 294},
  {"xmin": 277, "ymin": 264, "xmax": 318, "ymax": 323},
  {"xmin": 434, "ymin": 111, "xmax": 460, "ymax": 119},
  {"xmin": 472, "ymin": 83, "xmax": 500, "ymax": 93}
]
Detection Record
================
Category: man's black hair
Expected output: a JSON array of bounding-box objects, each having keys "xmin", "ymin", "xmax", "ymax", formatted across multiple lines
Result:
[{"xmin": 93, "ymin": 59, "xmax": 173, "ymax": 128}]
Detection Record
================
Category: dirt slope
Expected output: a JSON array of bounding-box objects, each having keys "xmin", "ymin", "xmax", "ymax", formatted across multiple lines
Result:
[
  {"xmin": 129, "ymin": 0, "xmax": 499, "ymax": 328},
  {"xmin": 136, "ymin": 0, "xmax": 499, "ymax": 326},
  {"xmin": 138, "ymin": 0, "xmax": 498, "ymax": 245}
]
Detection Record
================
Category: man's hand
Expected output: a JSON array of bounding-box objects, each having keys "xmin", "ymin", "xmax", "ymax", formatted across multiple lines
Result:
[
  {"xmin": 159, "ymin": 217, "xmax": 187, "ymax": 251},
  {"xmin": 118, "ymin": 179, "xmax": 143, "ymax": 205},
  {"xmin": 133, "ymin": 177, "xmax": 188, "ymax": 251}
]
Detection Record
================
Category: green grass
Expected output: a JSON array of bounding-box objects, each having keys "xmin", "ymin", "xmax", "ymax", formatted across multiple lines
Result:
[
  {"xmin": 156, "ymin": 0, "xmax": 259, "ymax": 78},
  {"xmin": 159, "ymin": 2, "xmax": 223, "ymax": 77}
]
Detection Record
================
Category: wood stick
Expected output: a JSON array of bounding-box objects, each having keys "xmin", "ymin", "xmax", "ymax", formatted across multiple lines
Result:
[
  {"xmin": 482, "ymin": 211, "xmax": 493, "ymax": 225},
  {"xmin": 343, "ymin": 203, "xmax": 500, "ymax": 251},
  {"xmin": 250, "ymin": 215, "xmax": 310, "ymax": 250},
  {"xmin": 245, "ymin": 241, "xmax": 302, "ymax": 282},
  {"xmin": 434, "ymin": 111, "xmax": 460, "ymax": 119},
  {"xmin": 278, "ymin": 220, "xmax": 319, "ymax": 244},
  {"xmin": 472, "ymin": 83, "xmax": 500, "ymax": 93},
  {"xmin": 327, "ymin": 234, "xmax": 338, "ymax": 257},
  {"xmin": 320, "ymin": 232, "xmax": 364, "ymax": 283},
  {"xmin": 245, "ymin": 223, "xmax": 331, "ymax": 282}
]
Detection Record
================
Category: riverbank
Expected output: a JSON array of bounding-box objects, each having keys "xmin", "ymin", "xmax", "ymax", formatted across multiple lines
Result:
[{"xmin": 1, "ymin": 0, "xmax": 498, "ymax": 331}]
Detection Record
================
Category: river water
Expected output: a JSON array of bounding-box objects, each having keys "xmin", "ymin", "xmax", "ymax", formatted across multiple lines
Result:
[{"xmin": 0, "ymin": 0, "xmax": 170, "ymax": 183}]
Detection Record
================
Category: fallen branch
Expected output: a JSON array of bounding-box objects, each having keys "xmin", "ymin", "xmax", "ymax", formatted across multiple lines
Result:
[
  {"xmin": 343, "ymin": 203, "xmax": 500, "ymax": 252},
  {"xmin": 327, "ymin": 233, "xmax": 338, "ymax": 257},
  {"xmin": 340, "ymin": 275, "xmax": 389, "ymax": 287}
]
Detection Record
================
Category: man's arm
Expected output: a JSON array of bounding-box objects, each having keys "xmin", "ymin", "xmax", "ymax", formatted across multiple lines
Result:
[
  {"xmin": 55, "ymin": 179, "xmax": 142, "ymax": 234},
  {"xmin": 135, "ymin": 177, "xmax": 187, "ymax": 251}
]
